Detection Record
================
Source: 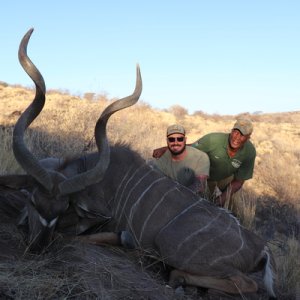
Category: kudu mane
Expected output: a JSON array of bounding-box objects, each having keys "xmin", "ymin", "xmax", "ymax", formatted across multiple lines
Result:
[{"xmin": 110, "ymin": 143, "xmax": 145, "ymax": 165}]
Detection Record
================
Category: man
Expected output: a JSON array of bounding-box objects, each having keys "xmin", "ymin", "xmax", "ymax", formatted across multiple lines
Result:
[
  {"xmin": 192, "ymin": 118, "xmax": 256, "ymax": 209},
  {"xmin": 153, "ymin": 118, "xmax": 256, "ymax": 210},
  {"xmin": 151, "ymin": 124, "xmax": 210, "ymax": 195}
]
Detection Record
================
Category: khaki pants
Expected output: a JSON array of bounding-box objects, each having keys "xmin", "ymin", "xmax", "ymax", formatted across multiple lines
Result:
[{"xmin": 207, "ymin": 175, "xmax": 240, "ymax": 213}]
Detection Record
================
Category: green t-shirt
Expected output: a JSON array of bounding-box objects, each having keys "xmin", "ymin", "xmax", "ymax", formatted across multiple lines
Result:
[
  {"xmin": 152, "ymin": 146, "xmax": 210, "ymax": 186},
  {"xmin": 192, "ymin": 133, "xmax": 256, "ymax": 181}
]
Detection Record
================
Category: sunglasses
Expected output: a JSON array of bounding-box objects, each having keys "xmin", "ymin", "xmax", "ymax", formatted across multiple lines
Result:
[{"xmin": 167, "ymin": 137, "xmax": 185, "ymax": 143}]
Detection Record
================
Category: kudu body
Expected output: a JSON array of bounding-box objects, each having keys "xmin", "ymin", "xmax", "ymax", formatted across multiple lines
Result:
[{"xmin": 0, "ymin": 29, "xmax": 276, "ymax": 298}]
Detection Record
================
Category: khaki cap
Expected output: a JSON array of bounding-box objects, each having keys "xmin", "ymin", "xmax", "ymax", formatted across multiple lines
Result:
[
  {"xmin": 166, "ymin": 124, "xmax": 185, "ymax": 136},
  {"xmin": 233, "ymin": 118, "xmax": 253, "ymax": 135}
]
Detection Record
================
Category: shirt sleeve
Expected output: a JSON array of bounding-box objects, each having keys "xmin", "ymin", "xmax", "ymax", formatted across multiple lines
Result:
[
  {"xmin": 192, "ymin": 134, "xmax": 211, "ymax": 152},
  {"xmin": 186, "ymin": 147, "xmax": 210, "ymax": 177},
  {"xmin": 194, "ymin": 153, "xmax": 210, "ymax": 176}
]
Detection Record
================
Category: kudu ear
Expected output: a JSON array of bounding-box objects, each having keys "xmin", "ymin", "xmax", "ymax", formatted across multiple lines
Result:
[{"xmin": 0, "ymin": 174, "xmax": 35, "ymax": 189}]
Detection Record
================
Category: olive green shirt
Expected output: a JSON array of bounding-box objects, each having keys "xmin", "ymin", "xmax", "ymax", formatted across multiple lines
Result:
[
  {"xmin": 192, "ymin": 133, "xmax": 256, "ymax": 181},
  {"xmin": 152, "ymin": 146, "xmax": 210, "ymax": 186}
]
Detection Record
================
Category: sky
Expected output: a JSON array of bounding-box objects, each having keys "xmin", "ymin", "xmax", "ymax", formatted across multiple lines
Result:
[{"xmin": 1, "ymin": 1, "xmax": 299, "ymax": 115}]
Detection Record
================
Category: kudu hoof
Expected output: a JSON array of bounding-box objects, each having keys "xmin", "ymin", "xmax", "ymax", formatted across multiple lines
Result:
[
  {"xmin": 168, "ymin": 272, "xmax": 186, "ymax": 289},
  {"xmin": 174, "ymin": 286, "xmax": 185, "ymax": 298},
  {"xmin": 119, "ymin": 231, "xmax": 136, "ymax": 249}
]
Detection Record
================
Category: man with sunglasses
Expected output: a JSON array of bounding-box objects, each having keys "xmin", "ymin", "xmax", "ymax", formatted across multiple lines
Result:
[
  {"xmin": 151, "ymin": 124, "xmax": 210, "ymax": 195},
  {"xmin": 153, "ymin": 118, "xmax": 256, "ymax": 211}
]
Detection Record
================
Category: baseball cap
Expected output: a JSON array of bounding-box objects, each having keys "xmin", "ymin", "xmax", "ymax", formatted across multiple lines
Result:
[
  {"xmin": 166, "ymin": 124, "xmax": 185, "ymax": 136},
  {"xmin": 233, "ymin": 118, "xmax": 253, "ymax": 135}
]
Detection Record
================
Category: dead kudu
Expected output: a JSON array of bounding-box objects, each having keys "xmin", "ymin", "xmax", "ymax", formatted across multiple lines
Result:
[{"xmin": 0, "ymin": 29, "xmax": 277, "ymax": 298}]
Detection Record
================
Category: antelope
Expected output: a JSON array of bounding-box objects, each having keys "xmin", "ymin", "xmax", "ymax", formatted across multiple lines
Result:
[{"xmin": 0, "ymin": 28, "xmax": 276, "ymax": 298}]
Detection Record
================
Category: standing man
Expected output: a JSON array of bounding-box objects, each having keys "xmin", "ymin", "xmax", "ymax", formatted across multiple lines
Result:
[
  {"xmin": 151, "ymin": 124, "xmax": 210, "ymax": 196},
  {"xmin": 153, "ymin": 118, "xmax": 256, "ymax": 210},
  {"xmin": 192, "ymin": 118, "xmax": 256, "ymax": 209}
]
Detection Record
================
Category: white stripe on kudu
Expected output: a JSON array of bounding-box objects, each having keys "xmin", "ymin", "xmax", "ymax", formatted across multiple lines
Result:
[
  {"xmin": 181, "ymin": 214, "xmax": 235, "ymax": 268},
  {"xmin": 175, "ymin": 209, "xmax": 223, "ymax": 253},
  {"xmin": 138, "ymin": 186, "xmax": 178, "ymax": 243},
  {"xmin": 114, "ymin": 165, "xmax": 141, "ymax": 219},
  {"xmin": 127, "ymin": 177, "xmax": 166, "ymax": 226},
  {"xmin": 115, "ymin": 168, "xmax": 156, "ymax": 227}
]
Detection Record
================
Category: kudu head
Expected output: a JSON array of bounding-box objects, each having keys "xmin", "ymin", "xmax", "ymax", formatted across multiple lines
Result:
[{"xmin": 14, "ymin": 28, "xmax": 142, "ymax": 252}]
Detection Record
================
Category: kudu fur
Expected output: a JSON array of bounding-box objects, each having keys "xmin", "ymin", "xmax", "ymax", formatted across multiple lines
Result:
[{"xmin": 0, "ymin": 29, "xmax": 277, "ymax": 298}]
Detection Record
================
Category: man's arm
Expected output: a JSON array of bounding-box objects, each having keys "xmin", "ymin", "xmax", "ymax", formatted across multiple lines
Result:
[
  {"xmin": 197, "ymin": 175, "xmax": 209, "ymax": 194},
  {"xmin": 216, "ymin": 179, "xmax": 244, "ymax": 207},
  {"xmin": 152, "ymin": 146, "xmax": 167, "ymax": 158}
]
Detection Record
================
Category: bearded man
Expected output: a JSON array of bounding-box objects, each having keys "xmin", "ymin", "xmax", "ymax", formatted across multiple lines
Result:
[{"xmin": 151, "ymin": 124, "xmax": 210, "ymax": 195}]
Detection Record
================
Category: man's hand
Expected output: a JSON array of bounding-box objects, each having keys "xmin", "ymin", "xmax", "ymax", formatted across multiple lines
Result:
[
  {"xmin": 215, "ymin": 179, "xmax": 244, "ymax": 207},
  {"xmin": 215, "ymin": 193, "xmax": 227, "ymax": 207},
  {"xmin": 152, "ymin": 146, "xmax": 167, "ymax": 158}
]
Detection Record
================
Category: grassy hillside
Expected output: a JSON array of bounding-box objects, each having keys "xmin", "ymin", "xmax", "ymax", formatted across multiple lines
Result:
[{"xmin": 0, "ymin": 82, "xmax": 299, "ymax": 299}]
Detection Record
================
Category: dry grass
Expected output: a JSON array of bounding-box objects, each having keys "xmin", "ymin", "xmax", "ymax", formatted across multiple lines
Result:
[
  {"xmin": 0, "ymin": 83, "xmax": 299, "ymax": 299},
  {"xmin": 0, "ymin": 223, "xmax": 170, "ymax": 299},
  {"xmin": 270, "ymin": 236, "xmax": 300, "ymax": 298}
]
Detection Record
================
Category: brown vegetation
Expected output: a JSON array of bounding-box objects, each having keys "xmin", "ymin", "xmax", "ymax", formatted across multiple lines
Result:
[{"xmin": 0, "ymin": 83, "xmax": 299, "ymax": 299}]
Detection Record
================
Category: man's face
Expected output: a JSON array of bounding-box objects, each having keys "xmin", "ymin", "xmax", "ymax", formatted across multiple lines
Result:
[
  {"xmin": 167, "ymin": 133, "xmax": 186, "ymax": 155},
  {"xmin": 229, "ymin": 129, "xmax": 250, "ymax": 150}
]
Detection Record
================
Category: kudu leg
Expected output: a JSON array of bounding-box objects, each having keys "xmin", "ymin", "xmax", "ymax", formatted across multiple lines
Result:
[
  {"xmin": 77, "ymin": 232, "xmax": 120, "ymax": 246},
  {"xmin": 169, "ymin": 269, "xmax": 258, "ymax": 294},
  {"xmin": 77, "ymin": 231, "xmax": 136, "ymax": 249}
]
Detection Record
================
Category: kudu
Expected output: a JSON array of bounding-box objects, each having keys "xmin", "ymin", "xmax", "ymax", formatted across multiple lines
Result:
[{"xmin": 0, "ymin": 29, "xmax": 276, "ymax": 298}]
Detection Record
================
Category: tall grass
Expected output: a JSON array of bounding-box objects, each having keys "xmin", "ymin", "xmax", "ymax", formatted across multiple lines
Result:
[{"xmin": 271, "ymin": 236, "xmax": 300, "ymax": 298}]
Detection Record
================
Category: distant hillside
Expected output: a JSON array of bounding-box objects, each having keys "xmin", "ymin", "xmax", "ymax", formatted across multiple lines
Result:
[{"xmin": 1, "ymin": 82, "xmax": 299, "ymax": 194}]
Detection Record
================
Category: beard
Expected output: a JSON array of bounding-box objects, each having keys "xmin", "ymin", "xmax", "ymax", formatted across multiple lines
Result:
[{"xmin": 168, "ymin": 144, "xmax": 186, "ymax": 156}]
